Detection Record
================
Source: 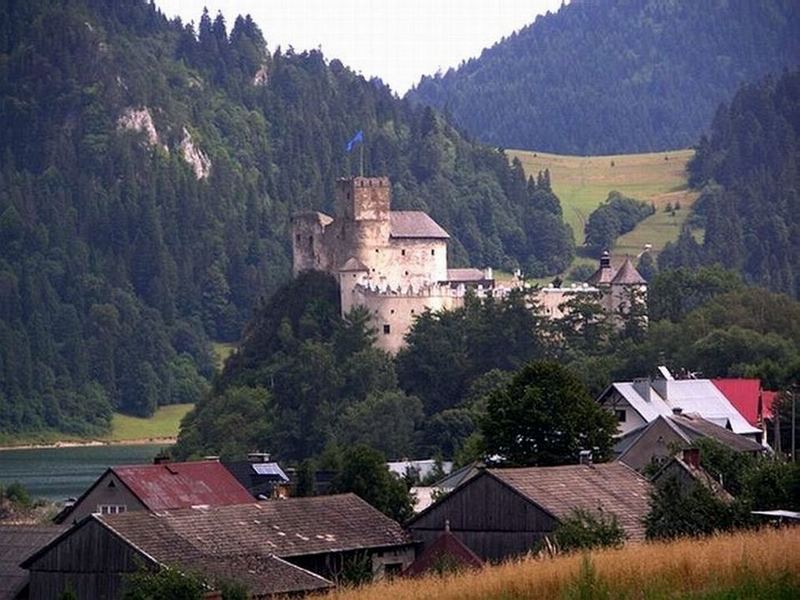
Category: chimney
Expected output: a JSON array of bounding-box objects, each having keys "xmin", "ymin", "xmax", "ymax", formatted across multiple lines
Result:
[
  {"xmin": 633, "ymin": 377, "xmax": 651, "ymax": 402},
  {"xmin": 248, "ymin": 452, "xmax": 271, "ymax": 463},
  {"xmin": 682, "ymin": 448, "xmax": 700, "ymax": 469},
  {"xmin": 153, "ymin": 452, "xmax": 171, "ymax": 465},
  {"xmin": 579, "ymin": 450, "xmax": 593, "ymax": 466}
]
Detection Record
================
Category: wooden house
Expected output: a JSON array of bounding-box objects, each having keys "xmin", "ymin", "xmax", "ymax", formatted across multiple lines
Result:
[
  {"xmin": 23, "ymin": 494, "xmax": 415, "ymax": 599},
  {"xmin": 0, "ymin": 525, "xmax": 65, "ymax": 600},
  {"xmin": 407, "ymin": 463, "xmax": 651, "ymax": 562},
  {"xmin": 54, "ymin": 460, "xmax": 253, "ymax": 524}
]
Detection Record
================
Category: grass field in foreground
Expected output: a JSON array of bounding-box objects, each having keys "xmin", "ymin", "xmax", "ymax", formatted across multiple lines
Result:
[
  {"xmin": 101, "ymin": 403, "xmax": 193, "ymax": 442},
  {"xmin": 508, "ymin": 148, "xmax": 698, "ymax": 272},
  {"xmin": 325, "ymin": 528, "xmax": 799, "ymax": 600}
]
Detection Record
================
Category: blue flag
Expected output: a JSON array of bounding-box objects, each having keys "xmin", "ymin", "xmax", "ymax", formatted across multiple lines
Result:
[{"xmin": 346, "ymin": 130, "xmax": 364, "ymax": 152}]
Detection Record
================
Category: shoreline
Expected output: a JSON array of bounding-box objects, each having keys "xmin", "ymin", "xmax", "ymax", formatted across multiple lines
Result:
[{"xmin": 0, "ymin": 437, "xmax": 177, "ymax": 451}]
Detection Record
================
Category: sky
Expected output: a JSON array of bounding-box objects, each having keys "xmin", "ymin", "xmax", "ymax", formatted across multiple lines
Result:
[{"xmin": 154, "ymin": 1, "xmax": 565, "ymax": 94}]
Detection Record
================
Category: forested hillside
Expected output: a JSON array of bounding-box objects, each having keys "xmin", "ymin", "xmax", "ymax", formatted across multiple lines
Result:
[
  {"xmin": 408, "ymin": 0, "xmax": 800, "ymax": 154},
  {"xmin": 659, "ymin": 70, "xmax": 800, "ymax": 297},
  {"xmin": 0, "ymin": 0, "xmax": 572, "ymax": 435}
]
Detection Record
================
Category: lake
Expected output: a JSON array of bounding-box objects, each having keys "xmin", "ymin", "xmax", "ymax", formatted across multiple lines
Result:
[{"xmin": 0, "ymin": 444, "xmax": 165, "ymax": 501}]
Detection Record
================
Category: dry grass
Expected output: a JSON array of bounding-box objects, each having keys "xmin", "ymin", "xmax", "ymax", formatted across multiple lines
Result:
[{"xmin": 324, "ymin": 528, "xmax": 799, "ymax": 600}]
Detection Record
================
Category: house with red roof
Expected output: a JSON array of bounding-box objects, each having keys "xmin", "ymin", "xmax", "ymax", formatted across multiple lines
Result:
[
  {"xmin": 712, "ymin": 378, "xmax": 777, "ymax": 446},
  {"xmin": 54, "ymin": 460, "xmax": 253, "ymax": 525}
]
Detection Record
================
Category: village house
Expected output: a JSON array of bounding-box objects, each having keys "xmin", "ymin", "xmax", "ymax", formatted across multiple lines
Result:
[
  {"xmin": 53, "ymin": 459, "xmax": 253, "ymax": 525},
  {"xmin": 221, "ymin": 452, "xmax": 291, "ymax": 499},
  {"xmin": 615, "ymin": 412, "xmax": 765, "ymax": 472},
  {"xmin": 23, "ymin": 494, "xmax": 416, "ymax": 599},
  {"xmin": 597, "ymin": 367, "xmax": 764, "ymax": 443},
  {"xmin": 406, "ymin": 463, "xmax": 651, "ymax": 562},
  {"xmin": 651, "ymin": 448, "xmax": 734, "ymax": 502},
  {"xmin": 0, "ymin": 525, "xmax": 65, "ymax": 600},
  {"xmin": 712, "ymin": 378, "xmax": 778, "ymax": 445}
]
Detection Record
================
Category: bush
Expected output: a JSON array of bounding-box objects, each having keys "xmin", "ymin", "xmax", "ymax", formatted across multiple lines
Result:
[{"xmin": 550, "ymin": 509, "xmax": 626, "ymax": 552}]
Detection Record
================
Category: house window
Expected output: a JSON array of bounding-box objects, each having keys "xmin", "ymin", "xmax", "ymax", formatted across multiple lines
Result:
[
  {"xmin": 98, "ymin": 504, "xmax": 127, "ymax": 515},
  {"xmin": 615, "ymin": 409, "xmax": 627, "ymax": 423},
  {"xmin": 383, "ymin": 324, "xmax": 391, "ymax": 335}
]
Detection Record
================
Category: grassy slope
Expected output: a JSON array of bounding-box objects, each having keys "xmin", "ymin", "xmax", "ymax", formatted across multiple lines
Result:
[
  {"xmin": 101, "ymin": 404, "xmax": 193, "ymax": 442},
  {"xmin": 509, "ymin": 148, "xmax": 698, "ymax": 275},
  {"xmin": 325, "ymin": 528, "xmax": 799, "ymax": 600}
]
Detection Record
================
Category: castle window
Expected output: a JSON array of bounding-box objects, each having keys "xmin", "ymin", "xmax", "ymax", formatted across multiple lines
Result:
[
  {"xmin": 383, "ymin": 324, "xmax": 391, "ymax": 335},
  {"xmin": 295, "ymin": 234, "xmax": 300, "ymax": 243},
  {"xmin": 308, "ymin": 235, "xmax": 313, "ymax": 247},
  {"xmin": 410, "ymin": 309, "xmax": 415, "ymax": 314},
  {"xmin": 376, "ymin": 249, "xmax": 379, "ymax": 253},
  {"xmin": 431, "ymin": 249, "xmax": 435, "ymax": 256},
  {"xmin": 401, "ymin": 249, "xmax": 406, "ymax": 256},
  {"xmin": 404, "ymin": 271, "xmax": 409, "ymax": 276},
  {"xmin": 347, "ymin": 191, "xmax": 350, "ymax": 200},
  {"xmin": 390, "ymin": 309, "xmax": 395, "ymax": 314}
]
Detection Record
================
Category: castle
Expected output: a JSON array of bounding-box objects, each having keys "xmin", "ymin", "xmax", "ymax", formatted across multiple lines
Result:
[
  {"xmin": 292, "ymin": 176, "xmax": 646, "ymax": 353},
  {"xmin": 537, "ymin": 252, "xmax": 648, "ymax": 325},
  {"xmin": 292, "ymin": 177, "xmax": 511, "ymax": 353}
]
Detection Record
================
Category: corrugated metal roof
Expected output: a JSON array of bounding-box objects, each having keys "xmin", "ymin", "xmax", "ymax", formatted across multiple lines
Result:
[
  {"xmin": 0, "ymin": 525, "xmax": 65, "ymax": 600},
  {"xmin": 488, "ymin": 463, "xmax": 652, "ymax": 541},
  {"xmin": 390, "ymin": 211, "xmax": 450, "ymax": 239},
  {"xmin": 113, "ymin": 461, "xmax": 254, "ymax": 511},
  {"xmin": 712, "ymin": 379, "xmax": 762, "ymax": 427},
  {"xmin": 610, "ymin": 380, "xmax": 761, "ymax": 437}
]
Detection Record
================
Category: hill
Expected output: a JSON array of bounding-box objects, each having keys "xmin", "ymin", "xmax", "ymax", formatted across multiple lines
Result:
[
  {"xmin": 408, "ymin": 0, "xmax": 800, "ymax": 154},
  {"xmin": 0, "ymin": 0, "xmax": 571, "ymax": 435},
  {"xmin": 509, "ymin": 148, "xmax": 697, "ymax": 274},
  {"xmin": 660, "ymin": 70, "xmax": 800, "ymax": 297}
]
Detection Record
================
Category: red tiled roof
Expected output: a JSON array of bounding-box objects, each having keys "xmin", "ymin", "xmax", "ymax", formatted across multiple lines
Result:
[
  {"xmin": 712, "ymin": 379, "xmax": 762, "ymax": 427},
  {"xmin": 403, "ymin": 531, "xmax": 483, "ymax": 577},
  {"xmin": 113, "ymin": 461, "xmax": 253, "ymax": 511}
]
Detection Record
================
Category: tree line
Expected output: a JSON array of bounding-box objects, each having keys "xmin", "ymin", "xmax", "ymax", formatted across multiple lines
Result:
[{"xmin": 408, "ymin": 0, "xmax": 800, "ymax": 154}]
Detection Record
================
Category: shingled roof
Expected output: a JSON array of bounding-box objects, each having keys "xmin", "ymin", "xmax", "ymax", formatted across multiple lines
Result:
[
  {"xmin": 100, "ymin": 494, "xmax": 411, "ymax": 559},
  {"xmin": 22, "ymin": 517, "xmax": 332, "ymax": 597},
  {"xmin": 488, "ymin": 463, "xmax": 652, "ymax": 540},
  {"xmin": 390, "ymin": 211, "xmax": 450, "ymax": 239},
  {"xmin": 0, "ymin": 525, "xmax": 65, "ymax": 600},
  {"xmin": 611, "ymin": 257, "xmax": 646, "ymax": 284}
]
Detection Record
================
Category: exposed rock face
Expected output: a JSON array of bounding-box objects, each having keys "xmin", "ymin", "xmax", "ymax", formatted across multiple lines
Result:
[
  {"xmin": 180, "ymin": 127, "xmax": 212, "ymax": 180},
  {"xmin": 117, "ymin": 107, "xmax": 166, "ymax": 151},
  {"xmin": 253, "ymin": 62, "xmax": 269, "ymax": 86}
]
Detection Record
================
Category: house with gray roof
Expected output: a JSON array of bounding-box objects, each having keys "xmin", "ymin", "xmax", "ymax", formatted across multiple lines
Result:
[
  {"xmin": 615, "ymin": 412, "xmax": 765, "ymax": 472},
  {"xmin": 597, "ymin": 368, "xmax": 763, "ymax": 443},
  {"xmin": 407, "ymin": 463, "xmax": 651, "ymax": 562},
  {"xmin": 22, "ymin": 494, "xmax": 416, "ymax": 600}
]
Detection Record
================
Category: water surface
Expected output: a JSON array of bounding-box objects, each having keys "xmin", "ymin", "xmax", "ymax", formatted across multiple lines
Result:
[{"xmin": 0, "ymin": 444, "xmax": 165, "ymax": 501}]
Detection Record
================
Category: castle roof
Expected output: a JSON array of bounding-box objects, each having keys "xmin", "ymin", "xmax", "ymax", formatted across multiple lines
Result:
[
  {"xmin": 586, "ymin": 264, "xmax": 616, "ymax": 285},
  {"xmin": 390, "ymin": 211, "xmax": 450, "ymax": 239},
  {"xmin": 611, "ymin": 257, "xmax": 646, "ymax": 284}
]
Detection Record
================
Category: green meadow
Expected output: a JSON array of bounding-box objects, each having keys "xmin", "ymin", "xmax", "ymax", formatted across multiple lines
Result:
[{"xmin": 508, "ymin": 148, "xmax": 698, "ymax": 274}]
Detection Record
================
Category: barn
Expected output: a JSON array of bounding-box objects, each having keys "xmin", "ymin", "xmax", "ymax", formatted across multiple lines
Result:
[{"xmin": 406, "ymin": 463, "xmax": 651, "ymax": 562}]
